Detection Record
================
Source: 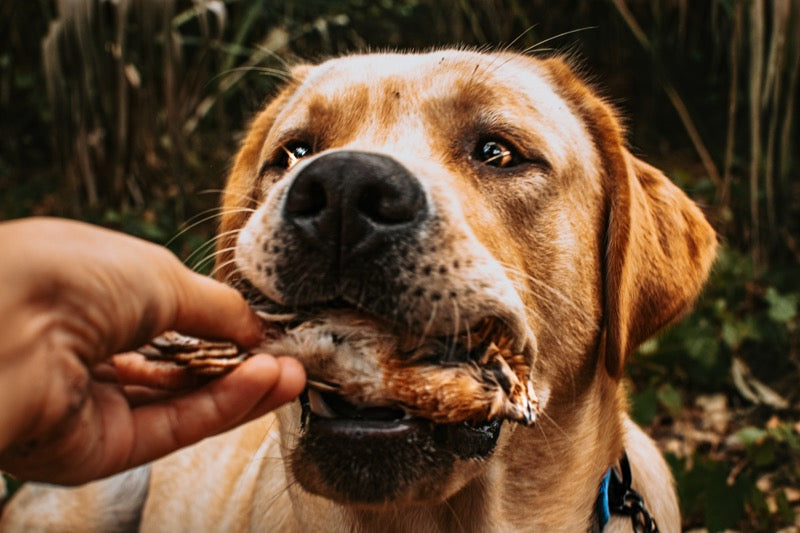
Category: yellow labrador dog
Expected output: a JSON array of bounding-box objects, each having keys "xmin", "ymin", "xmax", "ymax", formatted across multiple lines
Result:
[{"xmin": 2, "ymin": 50, "xmax": 716, "ymax": 532}]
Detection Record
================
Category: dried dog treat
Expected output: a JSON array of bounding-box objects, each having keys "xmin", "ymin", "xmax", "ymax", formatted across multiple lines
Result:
[
  {"xmin": 136, "ymin": 312, "xmax": 538, "ymax": 425},
  {"xmin": 137, "ymin": 331, "xmax": 247, "ymax": 376}
]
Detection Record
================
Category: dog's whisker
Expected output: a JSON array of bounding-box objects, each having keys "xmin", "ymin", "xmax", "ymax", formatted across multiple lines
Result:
[
  {"xmin": 250, "ymin": 44, "xmax": 292, "ymax": 72},
  {"xmin": 198, "ymin": 187, "xmax": 261, "ymax": 206},
  {"xmin": 442, "ymin": 497, "xmax": 468, "ymax": 533},
  {"xmin": 221, "ymin": 265, "xmax": 244, "ymax": 287},
  {"xmin": 419, "ymin": 302, "xmax": 440, "ymax": 347},
  {"xmin": 205, "ymin": 253, "xmax": 239, "ymax": 279},
  {"xmin": 178, "ymin": 205, "xmax": 228, "ymax": 226},
  {"xmin": 482, "ymin": 26, "xmax": 597, "ymax": 84},
  {"xmin": 183, "ymin": 204, "xmax": 253, "ymax": 223},
  {"xmin": 191, "ymin": 242, "xmax": 237, "ymax": 272},
  {"xmin": 205, "ymin": 253, "xmax": 238, "ymax": 278},
  {"xmin": 520, "ymin": 26, "xmax": 597, "ymax": 56},
  {"xmin": 165, "ymin": 207, "xmax": 249, "ymax": 248},
  {"xmin": 447, "ymin": 298, "xmax": 463, "ymax": 360},
  {"xmin": 206, "ymin": 65, "xmax": 291, "ymax": 93},
  {"xmin": 465, "ymin": 317, "xmax": 475, "ymax": 354},
  {"xmin": 225, "ymin": 65, "xmax": 291, "ymax": 81},
  {"xmin": 501, "ymin": 24, "xmax": 540, "ymax": 54},
  {"xmin": 534, "ymin": 414, "xmax": 557, "ymax": 458},
  {"xmin": 183, "ymin": 229, "xmax": 240, "ymax": 267},
  {"xmin": 259, "ymin": 478, "xmax": 302, "ymax": 517},
  {"xmin": 497, "ymin": 260, "xmax": 596, "ymax": 327},
  {"xmin": 539, "ymin": 407, "xmax": 572, "ymax": 444},
  {"xmin": 228, "ymin": 420, "xmax": 280, "ymax": 499}
]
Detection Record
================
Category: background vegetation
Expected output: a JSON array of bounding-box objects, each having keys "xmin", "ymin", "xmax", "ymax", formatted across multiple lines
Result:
[{"xmin": 1, "ymin": 1, "xmax": 798, "ymax": 530}]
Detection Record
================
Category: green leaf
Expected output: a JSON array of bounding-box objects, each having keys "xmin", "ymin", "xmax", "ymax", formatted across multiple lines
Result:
[
  {"xmin": 630, "ymin": 387, "xmax": 658, "ymax": 426},
  {"xmin": 685, "ymin": 333, "xmax": 719, "ymax": 369},
  {"xmin": 103, "ymin": 209, "xmax": 123, "ymax": 224},
  {"xmin": 746, "ymin": 482, "xmax": 771, "ymax": 529},
  {"xmin": 764, "ymin": 287, "xmax": 798, "ymax": 324},
  {"xmin": 785, "ymin": 430, "xmax": 800, "ymax": 452},
  {"xmin": 775, "ymin": 489, "xmax": 795, "ymax": 524},
  {"xmin": 684, "ymin": 457, "xmax": 747, "ymax": 532},
  {"xmin": 751, "ymin": 441, "xmax": 776, "ymax": 467},
  {"xmin": 767, "ymin": 423, "xmax": 800, "ymax": 451},
  {"xmin": 736, "ymin": 426, "xmax": 767, "ymax": 447},
  {"xmin": 637, "ymin": 337, "xmax": 659, "ymax": 355},
  {"xmin": 721, "ymin": 318, "xmax": 756, "ymax": 349},
  {"xmin": 656, "ymin": 384, "xmax": 682, "ymax": 417},
  {"xmin": 721, "ymin": 320, "xmax": 740, "ymax": 349}
]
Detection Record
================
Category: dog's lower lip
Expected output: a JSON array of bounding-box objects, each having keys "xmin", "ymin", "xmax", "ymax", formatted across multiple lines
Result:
[
  {"xmin": 309, "ymin": 417, "xmax": 422, "ymax": 438},
  {"xmin": 303, "ymin": 406, "xmax": 504, "ymax": 461}
]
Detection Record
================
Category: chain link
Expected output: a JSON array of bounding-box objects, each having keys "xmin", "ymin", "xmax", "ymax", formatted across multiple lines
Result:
[{"xmin": 607, "ymin": 454, "xmax": 660, "ymax": 533}]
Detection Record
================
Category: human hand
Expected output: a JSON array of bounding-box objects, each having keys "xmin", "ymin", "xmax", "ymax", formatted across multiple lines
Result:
[{"xmin": 0, "ymin": 217, "xmax": 305, "ymax": 484}]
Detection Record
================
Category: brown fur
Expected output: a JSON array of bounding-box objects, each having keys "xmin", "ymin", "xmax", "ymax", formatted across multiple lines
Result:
[{"xmin": 1, "ymin": 50, "xmax": 716, "ymax": 532}]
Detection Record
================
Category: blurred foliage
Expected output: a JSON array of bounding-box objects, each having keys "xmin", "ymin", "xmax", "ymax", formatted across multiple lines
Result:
[
  {"xmin": 1, "ymin": 0, "xmax": 799, "ymax": 530},
  {"xmin": 629, "ymin": 244, "xmax": 799, "ymax": 530}
]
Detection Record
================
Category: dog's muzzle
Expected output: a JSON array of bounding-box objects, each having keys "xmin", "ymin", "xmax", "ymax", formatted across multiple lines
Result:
[
  {"xmin": 282, "ymin": 150, "xmax": 429, "ymax": 273},
  {"xmin": 242, "ymin": 150, "xmax": 534, "ymax": 505}
]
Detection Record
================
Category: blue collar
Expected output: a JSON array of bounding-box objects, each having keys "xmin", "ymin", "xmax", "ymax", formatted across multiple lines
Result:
[
  {"xmin": 596, "ymin": 467, "xmax": 613, "ymax": 528},
  {"xmin": 595, "ymin": 453, "xmax": 659, "ymax": 532}
]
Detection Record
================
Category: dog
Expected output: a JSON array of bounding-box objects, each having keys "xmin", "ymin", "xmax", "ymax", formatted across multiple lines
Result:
[{"xmin": 1, "ymin": 49, "xmax": 716, "ymax": 532}]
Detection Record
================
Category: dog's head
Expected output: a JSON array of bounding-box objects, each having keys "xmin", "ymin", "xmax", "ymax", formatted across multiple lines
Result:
[{"xmin": 216, "ymin": 51, "xmax": 716, "ymax": 507}]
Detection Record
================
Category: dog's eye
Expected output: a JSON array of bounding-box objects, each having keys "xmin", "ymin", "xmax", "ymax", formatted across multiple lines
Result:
[
  {"xmin": 279, "ymin": 141, "xmax": 313, "ymax": 169},
  {"xmin": 474, "ymin": 139, "xmax": 521, "ymax": 168}
]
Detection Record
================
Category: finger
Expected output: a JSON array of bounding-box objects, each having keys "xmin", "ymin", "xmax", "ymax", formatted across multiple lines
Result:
[
  {"xmin": 125, "ymin": 354, "xmax": 300, "ymax": 467},
  {"xmin": 239, "ymin": 356, "xmax": 306, "ymax": 426},
  {"xmin": 167, "ymin": 269, "xmax": 264, "ymax": 349},
  {"xmin": 101, "ymin": 242, "xmax": 264, "ymax": 354},
  {"xmin": 111, "ymin": 352, "xmax": 202, "ymax": 390},
  {"xmin": 122, "ymin": 385, "xmax": 180, "ymax": 407}
]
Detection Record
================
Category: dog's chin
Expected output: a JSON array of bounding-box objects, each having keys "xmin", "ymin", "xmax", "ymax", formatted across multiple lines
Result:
[{"xmin": 290, "ymin": 395, "xmax": 502, "ymax": 506}]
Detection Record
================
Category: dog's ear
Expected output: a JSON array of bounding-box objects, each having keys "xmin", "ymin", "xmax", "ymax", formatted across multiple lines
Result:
[
  {"xmin": 602, "ymin": 152, "xmax": 717, "ymax": 377},
  {"xmin": 540, "ymin": 57, "xmax": 717, "ymax": 378},
  {"xmin": 216, "ymin": 64, "xmax": 311, "ymax": 281}
]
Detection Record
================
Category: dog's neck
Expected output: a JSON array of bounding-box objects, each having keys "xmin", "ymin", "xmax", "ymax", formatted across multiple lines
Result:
[
  {"xmin": 344, "ymin": 482, "xmax": 498, "ymax": 532},
  {"xmin": 495, "ymin": 376, "xmax": 626, "ymax": 531},
  {"xmin": 279, "ymin": 470, "xmax": 500, "ymax": 532}
]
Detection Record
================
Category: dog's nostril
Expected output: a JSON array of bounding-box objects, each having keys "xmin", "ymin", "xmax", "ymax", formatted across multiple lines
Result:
[
  {"xmin": 357, "ymin": 181, "xmax": 421, "ymax": 225},
  {"xmin": 285, "ymin": 177, "xmax": 327, "ymax": 217}
]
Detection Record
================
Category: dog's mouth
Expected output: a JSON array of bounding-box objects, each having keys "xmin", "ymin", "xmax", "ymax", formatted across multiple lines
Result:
[
  {"xmin": 293, "ymin": 383, "xmax": 506, "ymax": 505},
  {"xmin": 237, "ymin": 276, "xmax": 538, "ymax": 425},
  {"xmin": 298, "ymin": 385, "xmax": 504, "ymax": 452},
  {"xmin": 248, "ymin": 297, "xmax": 537, "ymax": 425},
  {"xmin": 238, "ymin": 280, "xmax": 536, "ymax": 504}
]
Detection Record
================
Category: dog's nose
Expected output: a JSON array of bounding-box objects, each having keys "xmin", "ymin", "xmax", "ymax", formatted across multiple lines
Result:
[{"xmin": 283, "ymin": 151, "xmax": 427, "ymax": 261}]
